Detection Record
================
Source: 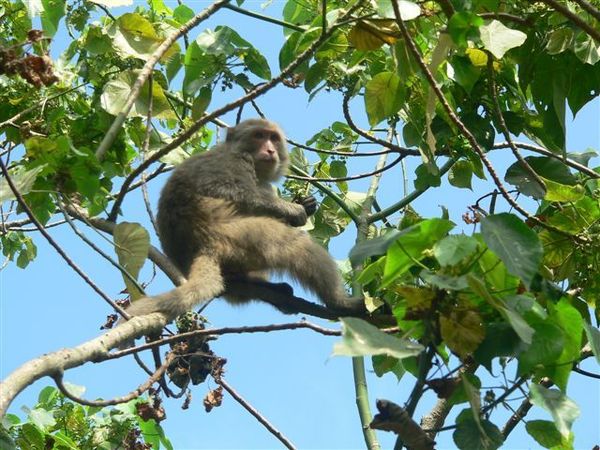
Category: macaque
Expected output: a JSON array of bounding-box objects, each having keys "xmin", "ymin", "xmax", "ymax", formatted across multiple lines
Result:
[{"xmin": 125, "ymin": 119, "xmax": 363, "ymax": 320}]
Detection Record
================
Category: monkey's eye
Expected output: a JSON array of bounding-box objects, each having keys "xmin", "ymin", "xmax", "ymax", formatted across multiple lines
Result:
[
  {"xmin": 270, "ymin": 132, "xmax": 280, "ymax": 142},
  {"xmin": 253, "ymin": 130, "xmax": 265, "ymax": 139}
]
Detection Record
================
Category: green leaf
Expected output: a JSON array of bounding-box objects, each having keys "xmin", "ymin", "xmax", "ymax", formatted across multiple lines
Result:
[
  {"xmin": 114, "ymin": 222, "xmax": 150, "ymax": 300},
  {"xmin": 333, "ymin": 318, "xmax": 424, "ymax": 359},
  {"xmin": 414, "ymin": 163, "xmax": 441, "ymax": 190},
  {"xmin": 0, "ymin": 165, "xmax": 46, "ymax": 203},
  {"xmin": 372, "ymin": 354, "xmax": 405, "ymax": 381},
  {"xmin": 480, "ymin": 20, "xmax": 527, "ymax": 59},
  {"xmin": 480, "ymin": 213, "xmax": 542, "ymax": 289},
  {"xmin": 364, "ymin": 72, "xmax": 405, "ymax": 126},
  {"xmin": 573, "ymin": 32, "xmax": 600, "ymax": 65},
  {"xmin": 505, "ymin": 156, "xmax": 575, "ymax": 199},
  {"xmin": 543, "ymin": 177, "xmax": 585, "ymax": 203},
  {"xmin": 173, "ymin": 4, "xmax": 194, "ymax": 24},
  {"xmin": 183, "ymin": 41, "xmax": 221, "ymax": 96},
  {"xmin": 305, "ymin": 60, "xmax": 328, "ymax": 93},
  {"xmin": 474, "ymin": 323, "xmax": 521, "ymax": 371},
  {"xmin": 448, "ymin": 160, "xmax": 473, "ymax": 189},
  {"xmin": 433, "ymin": 234, "xmax": 479, "ymax": 266},
  {"xmin": 383, "ymin": 219, "xmax": 455, "ymax": 286},
  {"xmin": 20, "ymin": 423, "xmax": 45, "ymax": 449},
  {"xmin": 546, "ymin": 28, "xmax": 574, "ymax": 55},
  {"xmin": 100, "ymin": 70, "xmax": 176, "ymax": 120},
  {"xmin": 583, "ymin": 322, "xmax": 600, "ymax": 364},
  {"xmin": 191, "ymin": 87, "xmax": 212, "ymax": 120},
  {"xmin": 40, "ymin": 0, "xmax": 65, "ymax": 37},
  {"xmin": 453, "ymin": 414, "xmax": 504, "ymax": 450},
  {"xmin": 518, "ymin": 322, "xmax": 564, "ymax": 373},
  {"xmin": 448, "ymin": 12, "xmax": 483, "ymax": 47},
  {"xmin": 109, "ymin": 13, "xmax": 163, "ymax": 61},
  {"xmin": 244, "ymin": 48, "xmax": 271, "ymax": 80},
  {"xmin": 529, "ymin": 384, "xmax": 579, "ymax": 437},
  {"xmin": 196, "ymin": 27, "xmax": 236, "ymax": 55},
  {"xmin": 546, "ymin": 299, "xmax": 584, "ymax": 390},
  {"xmin": 525, "ymin": 420, "xmax": 563, "ymax": 448},
  {"xmin": 468, "ymin": 276, "xmax": 534, "ymax": 344},
  {"xmin": 449, "ymin": 55, "xmax": 481, "ymax": 93}
]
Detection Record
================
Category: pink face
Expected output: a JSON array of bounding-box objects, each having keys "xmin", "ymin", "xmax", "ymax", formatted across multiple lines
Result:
[{"xmin": 251, "ymin": 127, "xmax": 283, "ymax": 180}]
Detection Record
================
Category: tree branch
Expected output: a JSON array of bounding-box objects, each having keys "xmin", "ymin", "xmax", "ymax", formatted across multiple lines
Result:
[{"xmin": 95, "ymin": 0, "xmax": 231, "ymax": 161}]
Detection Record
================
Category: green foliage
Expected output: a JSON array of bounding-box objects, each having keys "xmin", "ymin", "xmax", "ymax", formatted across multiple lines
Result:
[{"xmin": 1, "ymin": 386, "xmax": 172, "ymax": 449}]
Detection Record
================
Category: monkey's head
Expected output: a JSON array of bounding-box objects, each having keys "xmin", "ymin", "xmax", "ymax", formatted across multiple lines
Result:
[{"xmin": 226, "ymin": 119, "xmax": 289, "ymax": 182}]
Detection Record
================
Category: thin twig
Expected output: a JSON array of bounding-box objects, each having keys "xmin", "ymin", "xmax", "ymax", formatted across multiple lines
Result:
[
  {"xmin": 535, "ymin": 0, "xmax": 600, "ymax": 42},
  {"xmin": 223, "ymin": 3, "xmax": 306, "ymax": 32},
  {"xmin": 570, "ymin": 0, "xmax": 600, "ymax": 21},
  {"xmin": 110, "ymin": 321, "xmax": 342, "ymax": 360},
  {"xmin": 0, "ymin": 83, "xmax": 87, "ymax": 131},
  {"xmin": 368, "ymin": 157, "xmax": 457, "ymax": 223},
  {"xmin": 390, "ymin": 0, "xmax": 581, "ymax": 242},
  {"xmin": 95, "ymin": 0, "xmax": 231, "ymax": 161},
  {"xmin": 492, "ymin": 142, "xmax": 600, "ymax": 179},
  {"xmin": 216, "ymin": 377, "xmax": 297, "ymax": 450},
  {"xmin": 0, "ymin": 158, "xmax": 128, "ymax": 318},
  {"xmin": 52, "ymin": 354, "xmax": 173, "ymax": 407},
  {"xmin": 288, "ymin": 153, "xmax": 405, "ymax": 182},
  {"xmin": 107, "ymin": 2, "xmax": 364, "ymax": 222},
  {"xmin": 342, "ymin": 94, "xmax": 419, "ymax": 156},
  {"xmin": 57, "ymin": 201, "xmax": 145, "ymax": 295},
  {"xmin": 486, "ymin": 58, "xmax": 546, "ymax": 191}
]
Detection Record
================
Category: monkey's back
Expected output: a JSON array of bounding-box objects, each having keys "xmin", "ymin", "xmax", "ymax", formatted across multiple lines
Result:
[{"xmin": 156, "ymin": 149, "xmax": 253, "ymax": 276}]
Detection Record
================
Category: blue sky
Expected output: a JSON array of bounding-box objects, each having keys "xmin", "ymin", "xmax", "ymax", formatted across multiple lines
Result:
[{"xmin": 1, "ymin": 1, "xmax": 599, "ymax": 448}]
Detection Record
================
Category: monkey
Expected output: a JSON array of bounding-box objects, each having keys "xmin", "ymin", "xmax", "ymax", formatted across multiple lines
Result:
[{"xmin": 124, "ymin": 118, "xmax": 364, "ymax": 320}]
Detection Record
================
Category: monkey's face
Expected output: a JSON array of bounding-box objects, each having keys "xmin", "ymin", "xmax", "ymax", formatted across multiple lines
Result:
[
  {"xmin": 251, "ymin": 128, "xmax": 284, "ymax": 181},
  {"xmin": 226, "ymin": 120, "xmax": 289, "ymax": 182}
]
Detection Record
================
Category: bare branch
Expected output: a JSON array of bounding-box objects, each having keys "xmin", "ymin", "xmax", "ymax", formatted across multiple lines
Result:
[
  {"xmin": 0, "ymin": 158, "xmax": 128, "ymax": 318},
  {"xmin": 370, "ymin": 400, "xmax": 435, "ymax": 450},
  {"xmin": 216, "ymin": 376, "xmax": 297, "ymax": 450},
  {"xmin": 492, "ymin": 142, "xmax": 600, "ymax": 179},
  {"xmin": 53, "ymin": 353, "xmax": 173, "ymax": 407},
  {"xmin": 486, "ymin": 58, "xmax": 546, "ymax": 191},
  {"xmin": 536, "ymin": 0, "xmax": 600, "ymax": 42}
]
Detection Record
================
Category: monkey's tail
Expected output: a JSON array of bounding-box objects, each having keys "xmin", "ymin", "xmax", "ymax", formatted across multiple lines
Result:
[{"xmin": 124, "ymin": 255, "xmax": 224, "ymax": 321}]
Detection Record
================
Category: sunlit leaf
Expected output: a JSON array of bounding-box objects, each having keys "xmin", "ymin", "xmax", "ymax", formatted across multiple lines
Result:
[
  {"xmin": 0, "ymin": 165, "xmax": 46, "ymax": 203},
  {"xmin": 480, "ymin": 20, "xmax": 527, "ymax": 59},
  {"xmin": 529, "ymin": 384, "xmax": 580, "ymax": 437},
  {"xmin": 100, "ymin": 70, "xmax": 176, "ymax": 119},
  {"xmin": 364, "ymin": 71, "xmax": 404, "ymax": 126},
  {"xmin": 440, "ymin": 309, "xmax": 485, "ymax": 357},
  {"xmin": 526, "ymin": 420, "xmax": 563, "ymax": 448},
  {"xmin": 348, "ymin": 20, "xmax": 399, "ymax": 51},
  {"xmin": 114, "ymin": 222, "xmax": 150, "ymax": 300},
  {"xmin": 333, "ymin": 318, "xmax": 424, "ymax": 359}
]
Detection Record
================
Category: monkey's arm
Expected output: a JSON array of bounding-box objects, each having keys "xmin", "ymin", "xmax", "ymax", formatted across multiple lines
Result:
[{"xmin": 238, "ymin": 192, "xmax": 308, "ymax": 226}]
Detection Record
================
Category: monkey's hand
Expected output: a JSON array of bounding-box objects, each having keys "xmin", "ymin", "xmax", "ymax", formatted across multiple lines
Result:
[
  {"xmin": 295, "ymin": 195, "xmax": 318, "ymax": 217},
  {"xmin": 283, "ymin": 202, "xmax": 308, "ymax": 227}
]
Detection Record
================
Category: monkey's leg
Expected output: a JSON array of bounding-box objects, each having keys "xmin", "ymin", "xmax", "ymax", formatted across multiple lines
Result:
[
  {"xmin": 219, "ymin": 218, "xmax": 363, "ymax": 312},
  {"xmin": 125, "ymin": 254, "xmax": 225, "ymax": 319}
]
